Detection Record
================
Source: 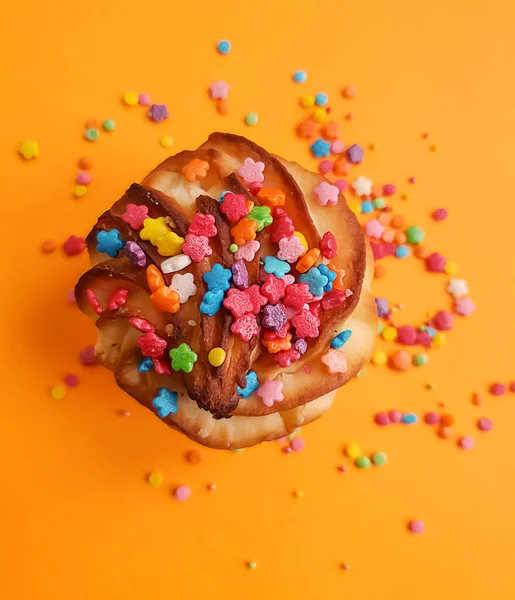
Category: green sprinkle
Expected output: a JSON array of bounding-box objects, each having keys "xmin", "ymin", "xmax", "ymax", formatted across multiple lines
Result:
[
  {"xmin": 418, "ymin": 324, "xmax": 427, "ymax": 331},
  {"xmin": 229, "ymin": 243, "xmax": 238, "ymax": 253},
  {"xmin": 85, "ymin": 128, "xmax": 100, "ymax": 141},
  {"xmin": 248, "ymin": 205, "xmax": 272, "ymax": 231},
  {"xmin": 413, "ymin": 353, "xmax": 428, "ymax": 367},
  {"xmin": 405, "ymin": 225, "xmax": 425, "ymax": 245},
  {"xmin": 103, "ymin": 119, "xmax": 116, "ymax": 132},
  {"xmin": 372, "ymin": 451, "xmax": 388, "ymax": 466},
  {"xmin": 247, "ymin": 561, "xmax": 257, "ymax": 570},
  {"xmin": 377, "ymin": 322, "xmax": 384, "ymax": 334},
  {"xmin": 373, "ymin": 197, "xmax": 386, "ymax": 209},
  {"xmin": 245, "ymin": 113, "xmax": 258, "ymax": 126},
  {"xmin": 233, "ymin": 448, "xmax": 243, "ymax": 453},
  {"xmin": 355, "ymin": 456, "xmax": 371, "ymax": 469}
]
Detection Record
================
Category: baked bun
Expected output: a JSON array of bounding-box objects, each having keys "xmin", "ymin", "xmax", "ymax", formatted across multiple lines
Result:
[{"xmin": 76, "ymin": 133, "xmax": 376, "ymax": 448}]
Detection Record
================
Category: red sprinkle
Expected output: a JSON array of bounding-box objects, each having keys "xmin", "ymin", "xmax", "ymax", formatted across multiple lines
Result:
[
  {"xmin": 153, "ymin": 357, "xmax": 172, "ymax": 375},
  {"xmin": 79, "ymin": 345, "xmax": 98, "ymax": 366},
  {"xmin": 374, "ymin": 412, "xmax": 390, "ymax": 426},
  {"xmin": 388, "ymin": 409, "xmax": 402, "ymax": 423},
  {"xmin": 382, "ymin": 184, "xmax": 396, "ymax": 196},
  {"xmin": 424, "ymin": 412, "xmax": 440, "ymax": 425},
  {"xmin": 283, "ymin": 283, "xmax": 313, "ymax": 310},
  {"xmin": 219, "ymin": 193, "xmax": 249, "ymax": 222},
  {"xmin": 432, "ymin": 208, "xmax": 448, "ymax": 222},
  {"xmin": 182, "ymin": 234, "xmax": 212, "ymax": 262},
  {"xmin": 397, "ymin": 325, "xmax": 417, "ymax": 345},
  {"xmin": 477, "ymin": 418, "xmax": 493, "ymax": 432},
  {"xmin": 321, "ymin": 289, "xmax": 346, "ymax": 310},
  {"xmin": 121, "ymin": 203, "xmax": 149, "ymax": 230},
  {"xmin": 510, "ymin": 382, "xmax": 515, "ymax": 393},
  {"xmin": 433, "ymin": 310, "xmax": 453, "ymax": 331},
  {"xmin": 489, "ymin": 383, "xmax": 506, "ymax": 396},
  {"xmin": 86, "ymin": 288, "xmax": 102, "ymax": 315},
  {"xmin": 261, "ymin": 274, "xmax": 286, "ymax": 304},
  {"xmin": 291, "ymin": 309, "xmax": 320, "ymax": 338},
  {"xmin": 137, "ymin": 332, "xmax": 167, "ymax": 358},
  {"xmin": 320, "ymin": 231, "xmax": 337, "ymax": 259},
  {"xmin": 425, "ymin": 252, "xmax": 447, "ymax": 273},
  {"xmin": 303, "ymin": 364, "xmax": 311, "ymax": 374},
  {"xmin": 188, "ymin": 213, "xmax": 217, "ymax": 237},
  {"xmin": 107, "ymin": 288, "xmax": 128, "ymax": 311},
  {"xmin": 128, "ymin": 317, "xmax": 156, "ymax": 333},
  {"xmin": 274, "ymin": 347, "xmax": 301, "ymax": 367},
  {"xmin": 231, "ymin": 314, "xmax": 260, "ymax": 341},
  {"xmin": 64, "ymin": 373, "xmax": 80, "ymax": 387},
  {"xmin": 269, "ymin": 208, "xmax": 295, "ymax": 242},
  {"xmin": 62, "ymin": 235, "xmax": 86, "ymax": 256}
]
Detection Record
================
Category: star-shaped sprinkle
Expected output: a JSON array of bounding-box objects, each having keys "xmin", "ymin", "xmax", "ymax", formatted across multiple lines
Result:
[
  {"xmin": 346, "ymin": 144, "xmax": 364, "ymax": 164},
  {"xmin": 447, "ymin": 279, "xmax": 469, "ymax": 298},
  {"xmin": 238, "ymin": 158, "xmax": 265, "ymax": 184},
  {"xmin": 237, "ymin": 371, "xmax": 259, "ymax": 398},
  {"xmin": 209, "ymin": 81, "xmax": 231, "ymax": 100},
  {"xmin": 296, "ymin": 119, "xmax": 319, "ymax": 140},
  {"xmin": 257, "ymin": 188, "xmax": 286, "ymax": 208},
  {"xmin": 223, "ymin": 288, "xmax": 254, "ymax": 318},
  {"xmin": 264, "ymin": 256, "xmax": 291, "ymax": 278},
  {"xmin": 247, "ymin": 205, "xmax": 273, "ymax": 231},
  {"xmin": 18, "ymin": 139, "xmax": 39, "ymax": 160},
  {"xmin": 274, "ymin": 347, "xmax": 301, "ymax": 367},
  {"xmin": 149, "ymin": 287, "xmax": 180, "ymax": 313},
  {"xmin": 200, "ymin": 288, "xmax": 225, "ymax": 316},
  {"xmin": 291, "ymin": 309, "xmax": 320, "ymax": 338},
  {"xmin": 169, "ymin": 343, "xmax": 198, "ymax": 373},
  {"xmin": 365, "ymin": 218, "xmax": 385, "ymax": 239},
  {"xmin": 96, "ymin": 229, "xmax": 125, "ymax": 258},
  {"xmin": 313, "ymin": 181, "xmax": 339, "ymax": 207},
  {"xmin": 454, "ymin": 297, "xmax": 476, "ymax": 316},
  {"xmin": 321, "ymin": 349, "xmax": 348, "ymax": 374},
  {"xmin": 257, "ymin": 378, "xmax": 284, "ymax": 407},
  {"xmin": 189, "ymin": 213, "xmax": 217, "ymax": 237},
  {"xmin": 277, "ymin": 235, "xmax": 306, "ymax": 263},
  {"xmin": 121, "ymin": 203, "xmax": 149, "ymax": 230},
  {"xmin": 170, "ymin": 273, "xmax": 197, "ymax": 304},
  {"xmin": 140, "ymin": 217, "xmax": 170, "ymax": 245},
  {"xmin": 152, "ymin": 388, "xmax": 178, "ymax": 418},
  {"xmin": 148, "ymin": 104, "xmax": 169, "ymax": 122},
  {"xmin": 182, "ymin": 159, "xmax": 210, "ymax": 183},
  {"xmin": 234, "ymin": 240, "xmax": 260, "ymax": 262},
  {"xmin": 156, "ymin": 231, "xmax": 185, "ymax": 256},
  {"xmin": 203, "ymin": 263, "xmax": 232, "ymax": 291},
  {"xmin": 231, "ymin": 314, "xmax": 260, "ymax": 341},
  {"xmin": 310, "ymin": 138, "xmax": 331, "ymax": 158},
  {"xmin": 352, "ymin": 176, "xmax": 373, "ymax": 197},
  {"xmin": 299, "ymin": 267, "xmax": 328, "ymax": 297},
  {"xmin": 261, "ymin": 274, "xmax": 286, "ymax": 304},
  {"xmin": 283, "ymin": 283, "xmax": 313, "ymax": 310}
]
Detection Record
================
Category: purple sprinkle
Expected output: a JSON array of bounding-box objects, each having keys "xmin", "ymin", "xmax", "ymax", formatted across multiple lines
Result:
[
  {"xmin": 346, "ymin": 143, "xmax": 364, "ymax": 164},
  {"xmin": 79, "ymin": 345, "xmax": 98, "ymax": 366},
  {"xmin": 294, "ymin": 338, "xmax": 308, "ymax": 354},
  {"xmin": 262, "ymin": 303, "xmax": 287, "ymax": 332},
  {"xmin": 231, "ymin": 259, "xmax": 249, "ymax": 289},
  {"xmin": 125, "ymin": 241, "xmax": 146, "ymax": 267},
  {"xmin": 148, "ymin": 104, "xmax": 169, "ymax": 122},
  {"xmin": 375, "ymin": 297, "xmax": 389, "ymax": 318}
]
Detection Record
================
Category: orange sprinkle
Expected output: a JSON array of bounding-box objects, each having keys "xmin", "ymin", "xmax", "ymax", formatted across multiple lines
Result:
[
  {"xmin": 149, "ymin": 286, "xmax": 180, "ymax": 313},
  {"xmin": 216, "ymin": 98, "xmax": 229, "ymax": 115},
  {"xmin": 414, "ymin": 245, "xmax": 430, "ymax": 259},
  {"xmin": 296, "ymin": 248, "xmax": 320, "ymax": 273},
  {"xmin": 374, "ymin": 264, "xmax": 386, "ymax": 279},
  {"xmin": 382, "ymin": 230, "xmax": 394, "ymax": 243},
  {"xmin": 471, "ymin": 393, "xmax": 482, "ymax": 406},
  {"xmin": 389, "ymin": 350, "xmax": 411, "ymax": 371},
  {"xmin": 146, "ymin": 265, "xmax": 165, "ymax": 293},
  {"xmin": 230, "ymin": 218, "xmax": 258, "ymax": 246},
  {"xmin": 328, "ymin": 263, "xmax": 346, "ymax": 291},
  {"xmin": 394, "ymin": 232, "xmax": 407, "ymax": 245},
  {"xmin": 257, "ymin": 188, "xmax": 286, "ymax": 207},
  {"xmin": 333, "ymin": 158, "xmax": 351, "ymax": 176},
  {"xmin": 391, "ymin": 215, "xmax": 405, "ymax": 229},
  {"xmin": 440, "ymin": 413, "xmax": 455, "ymax": 427},
  {"xmin": 182, "ymin": 158, "xmax": 210, "ymax": 183},
  {"xmin": 41, "ymin": 239, "xmax": 57, "ymax": 254},
  {"xmin": 437, "ymin": 426, "xmax": 452, "ymax": 439},
  {"xmin": 78, "ymin": 157, "xmax": 93, "ymax": 170},
  {"xmin": 296, "ymin": 119, "xmax": 319, "ymax": 140},
  {"xmin": 321, "ymin": 121, "xmax": 340, "ymax": 140},
  {"xmin": 185, "ymin": 449, "xmax": 203, "ymax": 464},
  {"xmin": 262, "ymin": 334, "xmax": 292, "ymax": 354},
  {"xmin": 371, "ymin": 185, "xmax": 382, "ymax": 198},
  {"xmin": 378, "ymin": 213, "xmax": 392, "ymax": 226}
]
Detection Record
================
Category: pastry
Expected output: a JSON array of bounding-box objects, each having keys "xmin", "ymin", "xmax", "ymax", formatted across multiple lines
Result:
[{"xmin": 75, "ymin": 133, "xmax": 376, "ymax": 449}]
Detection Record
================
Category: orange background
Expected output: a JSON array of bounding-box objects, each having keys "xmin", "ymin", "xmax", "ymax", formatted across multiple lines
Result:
[{"xmin": 2, "ymin": 1, "xmax": 515, "ymax": 598}]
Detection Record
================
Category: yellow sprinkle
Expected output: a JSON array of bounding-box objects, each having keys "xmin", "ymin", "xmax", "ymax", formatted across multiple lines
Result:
[
  {"xmin": 74, "ymin": 185, "xmax": 88, "ymax": 198},
  {"xmin": 444, "ymin": 261, "xmax": 459, "ymax": 276},
  {"xmin": 51, "ymin": 385, "xmax": 66, "ymax": 400},
  {"xmin": 208, "ymin": 347, "xmax": 226, "ymax": 367},
  {"xmin": 432, "ymin": 332, "xmax": 446, "ymax": 347},
  {"xmin": 18, "ymin": 139, "xmax": 39, "ymax": 160},
  {"xmin": 300, "ymin": 95, "xmax": 315, "ymax": 108},
  {"xmin": 148, "ymin": 472, "xmax": 164, "ymax": 486},
  {"xmin": 382, "ymin": 326, "xmax": 397, "ymax": 342},
  {"xmin": 372, "ymin": 350, "xmax": 387, "ymax": 365},
  {"xmin": 312, "ymin": 107, "xmax": 327, "ymax": 123},
  {"xmin": 348, "ymin": 200, "xmax": 360, "ymax": 215},
  {"xmin": 293, "ymin": 231, "xmax": 308, "ymax": 253},
  {"xmin": 429, "ymin": 144, "xmax": 438, "ymax": 152},
  {"xmin": 123, "ymin": 92, "xmax": 139, "ymax": 106},
  {"xmin": 346, "ymin": 443, "xmax": 361, "ymax": 458},
  {"xmin": 160, "ymin": 135, "xmax": 174, "ymax": 149},
  {"xmin": 293, "ymin": 489, "xmax": 304, "ymax": 498}
]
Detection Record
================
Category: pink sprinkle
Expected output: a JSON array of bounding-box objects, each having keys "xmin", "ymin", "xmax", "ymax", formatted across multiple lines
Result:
[
  {"xmin": 67, "ymin": 290, "xmax": 76, "ymax": 303},
  {"xmin": 458, "ymin": 436, "xmax": 474, "ymax": 450},
  {"xmin": 64, "ymin": 373, "xmax": 80, "ymax": 387},
  {"xmin": 425, "ymin": 252, "xmax": 447, "ymax": 273},
  {"xmin": 337, "ymin": 465, "xmax": 347, "ymax": 473},
  {"xmin": 138, "ymin": 93, "xmax": 151, "ymax": 106},
  {"xmin": 318, "ymin": 160, "xmax": 333, "ymax": 175},
  {"xmin": 454, "ymin": 297, "xmax": 476, "ymax": 317},
  {"xmin": 76, "ymin": 172, "xmax": 91, "ymax": 185},
  {"xmin": 408, "ymin": 177, "xmax": 416, "ymax": 184},
  {"xmin": 290, "ymin": 437, "xmax": 305, "ymax": 452},
  {"xmin": 79, "ymin": 345, "xmax": 98, "ymax": 366},
  {"xmin": 374, "ymin": 412, "xmax": 390, "ymax": 426},
  {"xmin": 382, "ymin": 184, "xmax": 396, "ymax": 196},
  {"xmin": 424, "ymin": 412, "xmax": 440, "ymax": 425},
  {"xmin": 489, "ymin": 383, "xmax": 506, "ymax": 396},
  {"xmin": 283, "ymin": 446, "xmax": 293, "ymax": 454},
  {"xmin": 303, "ymin": 364, "xmax": 311, "ymax": 374},
  {"xmin": 477, "ymin": 418, "xmax": 493, "ymax": 432},
  {"xmin": 397, "ymin": 325, "xmax": 417, "ymax": 345},
  {"xmin": 433, "ymin": 310, "xmax": 454, "ymax": 331},
  {"xmin": 174, "ymin": 485, "xmax": 191, "ymax": 501},
  {"xmin": 331, "ymin": 140, "xmax": 345, "ymax": 154},
  {"xmin": 335, "ymin": 179, "xmax": 348, "ymax": 192},
  {"xmin": 388, "ymin": 409, "xmax": 402, "ymax": 423},
  {"xmin": 407, "ymin": 519, "xmax": 425, "ymax": 534},
  {"xmin": 432, "ymin": 208, "xmax": 448, "ymax": 221}
]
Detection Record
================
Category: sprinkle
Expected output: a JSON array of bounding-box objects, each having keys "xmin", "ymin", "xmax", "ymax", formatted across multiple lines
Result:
[
  {"xmin": 148, "ymin": 104, "xmax": 169, "ymax": 122},
  {"xmin": 374, "ymin": 412, "xmax": 390, "ymax": 426},
  {"xmin": 313, "ymin": 181, "xmax": 339, "ymax": 206},
  {"xmin": 171, "ymin": 273, "xmax": 198, "ymax": 304},
  {"xmin": 413, "ymin": 353, "xmax": 428, "ymax": 366},
  {"xmin": 366, "ymin": 219, "xmax": 385, "ymax": 239},
  {"xmin": 160, "ymin": 135, "xmax": 174, "ymax": 148},
  {"xmin": 182, "ymin": 234, "xmax": 212, "ymax": 262},
  {"xmin": 355, "ymin": 456, "xmax": 371, "ymax": 469},
  {"xmin": 389, "ymin": 410, "xmax": 402, "ymax": 423},
  {"xmin": 447, "ymin": 279, "xmax": 469, "ymax": 297},
  {"xmin": 299, "ymin": 267, "xmax": 328, "ymax": 296},
  {"xmin": 332, "ymin": 140, "xmax": 345, "ymax": 154},
  {"xmin": 18, "ymin": 139, "xmax": 39, "ymax": 160},
  {"xmin": 200, "ymin": 288, "xmax": 224, "ymax": 316},
  {"xmin": 346, "ymin": 144, "xmax": 364, "ymax": 164},
  {"xmin": 124, "ymin": 241, "xmax": 146, "ymax": 267},
  {"xmin": 290, "ymin": 437, "xmax": 305, "ymax": 452},
  {"xmin": 238, "ymin": 158, "xmax": 265, "ymax": 184},
  {"xmin": 62, "ymin": 235, "xmax": 86, "ymax": 256},
  {"xmin": 123, "ymin": 92, "xmax": 139, "ymax": 106},
  {"xmin": 372, "ymin": 350, "xmax": 387, "ymax": 365},
  {"xmin": 64, "ymin": 373, "xmax": 80, "ymax": 388},
  {"xmin": 257, "ymin": 378, "xmax": 284, "ymax": 407},
  {"xmin": 74, "ymin": 185, "xmax": 88, "ymax": 198},
  {"xmin": 477, "ymin": 418, "xmax": 493, "ymax": 432},
  {"xmin": 433, "ymin": 310, "xmax": 454, "ymax": 331},
  {"xmin": 84, "ymin": 128, "xmax": 100, "ymax": 142},
  {"xmin": 375, "ymin": 298, "xmax": 390, "ymax": 318},
  {"xmin": 424, "ymin": 412, "xmax": 440, "ymax": 425},
  {"xmin": 454, "ymin": 297, "xmax": 476, "ymax": 316},
  {"xmin": 346, "ymin": 443, "xmax": 361, "ymax": 458},
  {"xmin": 138, "ymin": 358, "xmax": 154, "ymax": 373},
  {"xmin": 293, "ymin": 70, "xmax": 307, "ymax": 83},
  {"xmin": 245, "ymin": 113, "xmax": 258, "ymax": 126},
  {"xmin": 247, "ymin": 561, "xmax": 258, "ymax": 570},
  {"xmin": 264, "ymin": 256, "xmax": 291, "ymax": 278},
  {"xmin": 471, "ymin": 392, "xmax": 483, "ymax": 406},
  {"xmin": 182, "ymin": 158, "xmax": 210, "ymax": 182},
  {"xmin": 76, "ymin": 172, "xmax": 91, "ymax": 185},
  {"xmin": 237, "ymin": 371, "xmax": 259, "ymax": 398},
  {"xmin": 312, "ymin": 107, "xmax": 327, "ymax": 123},
  {"xmin": 122, "ymin": 203, "xmax": 149, "ymax": 230},
  {"xmin": 102, "ymin": 119, "xmax": 116, "ymax": 132},
  {"xmin": 291, "ymin": 309, "xmax": 320, "ymax": 339},
  {"xmin": 148, "ymin": 472, "xmax": 164, "ymax": 486},
  {"xmin": 79, "ymin": 345, "xmax": 97, "ymax": 366},
  {"xmin": 51, "ymin": 385, "xmax": 66, "ymax": 400},
  {"xmin": 315, "ymin": 92, "xmax": 328, "ymax": 106},
  {"xmin": 231, "ymin": 314, "xmax": 260, "ymax": 341},
  {"xmin": 352, "ymin": 176, "xmax": 373, "ymax": 196},
  {"xmin": 217, "ymin": 39, "xmax": 231, "ymax": 54},
  {"xmin": 107, "ymin": 288, "xmax": 128, "ymax": 311},
  {"xmin": 432, "ymin": 208, "xmax": 448, "ymax": 221},
  {"xmin": 96, "ymin": 229, "xmax": 125, "ymax": 258},
  {"xmin": 397, "ymin": 325, "xmax": 419, "ymax": 345},
  {"xmin": 458, "ymin": 436, "xmax": 474, "ymax": 450},
  {"xmin": 152, "ymin": 388, "xmax": 178, "ymax": 418},
  {"xmin": 408, "ymin": 519, "xmax": 425, "ymax": 534},
  {"xmin": 425, "ymin": 252, "xmax": 446, "ymax": 273},
  {"xmin": 382, "ymin": 184, "xmax": 396, "ymax": 196},
  {"xmin": 405, "ymin": 225, "xmax": 425, "ymax": 245},
  {"xmin": 234, "ymin": 240, "xmax": 260, "ymax": 262},
  {"xmin": 174, "ymin": 485, "xmax": 191, "ymax": 501},
  {"xmin": 372, "ymin": 451, "xmax": 388, "ymax": 466},
  {"xmin": 402, "ymin": 413, "xmax": 418, "ymax": 425},
  {"xmin": 382, "ymin": 326, "xmax": 397, "ymax": 342},
  {"xmin": 169, "ymin": 343, "xmax": 198, "ymax": 373},
  {"xmin": 300, "ymin": 94, "xmax": 315, "ymax": 108},
  {"xmin": 209, "ymin": 80, "xmax": 231, "ymax": 99},
  {"xmin": 321, "ymin": 349, "xmax": 347, "ymax": 374},
  {"xmin": 489, "ymin": 382, "xmax": 505, "ymax": 396},
  {"xmin": 342, "ymin": 86, "xmax": 356, "ymax": 99},
  {"xmin": 361, "ymin": 201, "xmax": 374, "ymax": 214},
  {"xmin": 331, "ymin": 330, "xmax": 352, "ymax": 349}
]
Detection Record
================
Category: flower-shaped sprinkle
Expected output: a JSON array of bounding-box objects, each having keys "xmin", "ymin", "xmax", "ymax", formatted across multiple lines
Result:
[
  {"xmin": 237, "ymin": 371, "xmax": 259, "ymax": 398},
  {"xmin": 96, "ymin": 229, "xmax": 125, "ymax": 258},
  {"xmin": 238, "ymin": 158, "xmax": 265, "ymax": 184},
  {"xmin": 140, "ymin": 217, "xmax": 170, "ymax": 245},
  {"xmin": 283, "ymin": 283, "xmax": 313, "ymax": 310},
  {"xmin": 137, "ymin": 332, "xmax": 168, "ymax": 358},
  {"xmin": 182, "ymin": 159, "xmax": 210, "ymax": 183},
  {"xmin": 291, "ymin": 309, "xmax": 320, "ymax": 338},
  {"xmin": 230, "ymin": 218, "xmax": 258, "ymax": 246},
  {"xmin": 188, "ymin": 213, "xmax": 217, "ymax": 238},
  {"xmin": 220, "ymin": 193, "xmax": 249, "ymax": 222},
  {"xmin": 257, "ymin": 188, "xmax": 286, "ymax": 207},
  {"xmin": 152, "ymin": 388, "xmax": 178, "ymax": 418},
  {"xmin": 277, "ymin": 235, "xmax": 306, "ymax": 263},
  {"xmin": 182, "ymin": 234, "xmax": 212, "ymax": 262},
  {"xmin": 262, "ymin": 303, "xmax": 287, "ymax": 332},
  {"xmin": 247, "ymin": 205, "xmax": 273, "ymax": 231},
  {"xmin": 203, "ymin": 263, "xmax": 232, "ymax": 291},
  {"xmin": 299, "ymin": 267, "xmax": 328, "ymax": 296},
  {"xmin": 313, "ymin": 181, "xmax": 339, "ymax": 207},
  {"xmin": 317, "ymin": 263, "xmax": 337, "ymax": 292},
  {"xmin": 231, "ymin": 314, "xmax": 260, "ymax": 342},
  {"xmin": 169, "ymin": 343, "xmax": 198, "ymax": 373},
  {"xmin": 107, "ymin": 288, "xmax": 128, "ymax": 311},
  {"xmin": 321, "ymin": 349, "xmax": 348, "ymax": 374},
  {"xmin": 231, "ymin": 260, "xmax": 249, "ymax": 289},
  {"xmin": 257, "ymin": 378, "xmax": 284, "ymax": 407},
  {"xmin": 121, "ymin": 203, "xmax": 149, "ymax": 230},
  {"xmin": 264, "ymin": 256, "xmax": 291, "ymax": 278},
  {"xmin": 234, "ymin": 240, "xmax": 260, "ymax": 262},
  {"xmin": 200, "ymin": 289, "xmax": 225, "ymax": 316},
  {"xmin": 170, "ymin": 273, "xmax": 197, "ymax": 304},
  {"xmin": 209, "ymin": 81, "xmax": 231, "ymax": 100},
  {"xmin": 156, "ymin": 231, "xmax": 185, "ymax": 257},
  {"xmin": 261, "ymin": 274, "xmax": 286, "ymax": 304},
  {"xmin": 149, "ymin": 287, "xmax": 181, "ymax": 313}
]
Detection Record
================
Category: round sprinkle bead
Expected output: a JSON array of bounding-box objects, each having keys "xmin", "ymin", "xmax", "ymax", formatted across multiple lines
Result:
[
  {"xmin": 174, "ymin": 485, "xmax": 191, "ymax": 501},
  {"xmin": 490, "ymin": 383, "xmax": 506, "ymax": 396},
  {"xmin": 103, "ymin": 119, "xmax": 116, "ymax": 132},
  {"xmin": 74, "ymin": 185, "xmax": 88, "ymax": 198},
  {"xmin": 185, "ymin": 449, "xmax": 203, "ymax": 464},
  {"xmin": 217, "ymin": 39, "xmax": 231, "ymax": 54},
  {"xmin": 293, "ymin": 70, "xmax": 307, "ymax": 83},
  {"xmin": 76, "ymin": 172, "xmax": 91, "ymax": 185},
  {"xmin": 245, "ymin": 113, "xmax": 258, "ymax": 126},
  {"xmin": 78, "ymin": 156, "xmax": 93, "ymax": 170},
  {"xmin": 148, "ymin": 472, "xmax": 164, "ymax": 486},
  {"xmin": 413, "ymin": 353, "xmax": 428, "ymax": 366},
  {"xmin": 458, "ymin": 436, "xmax": 474, "ymax": 450},
  {"xmin": 300, "ymin": 95, "xmax": 315, "ymax": 108},
  {"xmin": 402, "ymin": 412, "xmax": 418, "ymax": 425},
  {"xmin": 372, "ymin": 350, "xmax": 387, "ymax": 365},
  {"xmin": 424, "ymin": 412, "xmax": 440, "ymax": 425},
  {"xmin": 477, "ymin": 418, "xmax": 493, "ymax": 432},
  {"xmin": 374, "ymin": 412, "xmax": 390, "ymax": 426},
  {"xmin": 51, "ymin": 385, "xmax": 66, "ymax": 399},
  {"xmin": 160, "ymin": 135, "xmax": 174, "ymax": 148},
  {"xmin": 342, "ymin": 86, "xmax": 356, "ymax": 99},
  {"xmin": 432, "ymin": 208, "xmax": 448, "ymax": 221},
  {"xmin": 41, "ymin": 239, "xmax": 57, "ymax": 253},
  {"xmin": 229, "ymin": 243, "xmax": 238, "ymax": 253},
  {"xmin": 372, "ymin": 451, "xmax": 388, "ymax": 466},
  {"xmin": 388, "ymin": 410, "xmax": 402, "ymax": 423},
  {"xmin": 408, "ymin": 519, "xmax": 425, "ymax": 534},
  {"xmin": 290, "ymin": 437, "xmax": 305, "ymax": 452},
  {"xmin": 315, "ymin": 92, "xmax": 328, "ymax": 106},
  {"xmin": 123, "ymin": 92, "xmax": 139, "ymax": 106},
  {"xmin": 247, "ymin": 561, "xmax": 257, "ymax": 570},
  {"xmin": 84, "ymin": 128, "xmax": 100, "ymax": 142},
  {"xmin": 64, "ymin": 373, "xmax": 80, "ymax": 387},
  {"xmin": 382, "ymin": 326, "xmax": 397, "ymax": 342},
  {"xmin": 208, "ymin": 347, "xmax": 226, "ymax": 367},
  {"xmin": 346, "ymin": 443, "xmax": 361, "ymax": 458},
  {"xmin": 138, "ymin": 93, "xmax": 151, "ymax": 106},
  {"xmin": 355, "ymin": 456, "xmax": 371, "ymax": 469}
]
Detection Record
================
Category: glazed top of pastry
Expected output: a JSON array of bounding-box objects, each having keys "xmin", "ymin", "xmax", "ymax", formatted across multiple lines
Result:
[{"xmin": 79, "ymin": 133, "xmax": 366, "ymax": 418}]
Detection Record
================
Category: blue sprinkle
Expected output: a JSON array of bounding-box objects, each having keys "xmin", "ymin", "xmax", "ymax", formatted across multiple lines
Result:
[
  {"xmin": 152, "ymin": 388, "xmax": 178, "ymax": 418},
  {"xmin": 138, "ymin": 357, "xmax": 154, "ymax": 372},
  {"xmin": 318, "ymin": 263, "xmax": 336, "ymax": 292},
  {"xmin": 315, "ymin": 92, "xmax": 328, "ymax": 106},
  {"xmin": 200, "ymin": 288, "xmax": 225, "ymax": 316},
  {"xmin": 293, "ymin": 70, "xmax": 307, "ymax": 84},
  {"xmin": 299, "ymin": 267, "xmax": 328, "ymax": 297},
  {"xmin": 331, "ymin": 330, "xmax": 352, "ymax": 349},
  {"xmin": 310, "ymin": 138, "xmax": 331, "ymax": 159},
  {"xmin": 217, "ymin": 39, "xmax": 231, "ymax": 54},
  {"xmin": 361, "ymin": 201, "xmax": 374, "ymax": 214},
  {"xmin": 395, "ymin": 245, "xmax": 410, "ymax": 259},
  {"xmin": 237, "ymin": 371, "xmax": 259, "ymax": 398},
  {"xmin": 203, "ymin": 263, "xmax": 232, "ymax": 292},
  {"xmin": 264, "ymin": 256, "xmax": 290, "ymax": 278},
  {"xmin": 426, "ymin": 327, "xmax": 436, "ymax": 338},
  {"xmin": 96, "ymin": 229, "xmax": 125, "ymax": 258},
  {"xmin": 219, "ymin": 190, "xmax": 230, "ymax": 203},
  {"xmin": 402, "ymin": 412, "xmax": 418, "ymax": 425}
]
